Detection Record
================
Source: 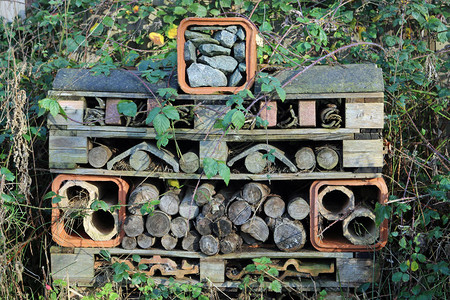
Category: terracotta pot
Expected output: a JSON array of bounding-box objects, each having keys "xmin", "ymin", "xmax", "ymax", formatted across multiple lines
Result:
[
  {"xmin": 177, "ymin": 17, "xmax": 257, "ymax": 94},
  {"xmin": 309, "ymin": 178, "xmax": 388, "ymax": 252},
  {"xmin": 51, "ymin": 174, "xmax": 129, "ymax": 248}
]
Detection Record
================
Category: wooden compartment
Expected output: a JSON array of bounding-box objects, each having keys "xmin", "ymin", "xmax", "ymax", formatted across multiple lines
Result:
[
  {"xmin": 51, "ymin": 174, "xmax": 129, "ymax": 248},
  {"xmin": 309, "ymin": 178, "xmax": 388, "ymax": 252}
]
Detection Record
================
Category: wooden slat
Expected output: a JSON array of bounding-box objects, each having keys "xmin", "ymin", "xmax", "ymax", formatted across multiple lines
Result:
[
  {"xmin": 49, "ymin": 136, "xmax": 88, "ymax": 150},
  {"xmin": 51, "ymin": 126, "xmax": 358, "ymax": 141},
  {"xmin": 200, "ymin": 258, "xmax": 225, "ymax": 283},
  {"xmin": 48, "ymin": 90, "xmax": 384, "ymax": 101},
  {"xmin": 51, "ymin": 252, "xmax": 94, "ymax": 285},
  {"xmin": 343, "ymin": 140, "xmax": 384, "ymax": 168},
  {"xmin": 345, "ymin": 103, "xmax": 384, "ymax": 129},
  {"xmin": 50, "ymin": 167, "xmax": 381, "ymax": 180},
  {"xmin": 336, "ymin": 258, "xmax": 379, "ymax": 283},
  {"xmin": 47, "ymin": 99, "xmax": 86, "ymax": 126},
  {"xmin": 49, "ymin": 149, "xmax": 88, "ymax": 168},
  {"xmin": 72, "ymin": 247, "xmax": 353, "ymax": 259}
]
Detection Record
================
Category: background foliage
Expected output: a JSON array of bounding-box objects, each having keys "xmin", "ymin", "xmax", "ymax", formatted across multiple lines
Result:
[{"xmin": 0, "ymin": 0, "xmax": 448, "ymax": 298}]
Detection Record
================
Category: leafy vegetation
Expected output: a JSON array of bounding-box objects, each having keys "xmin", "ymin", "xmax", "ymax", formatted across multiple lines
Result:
[{"xmin": 0, "ymin": 0, "xmax": 448, "ymax": 298}]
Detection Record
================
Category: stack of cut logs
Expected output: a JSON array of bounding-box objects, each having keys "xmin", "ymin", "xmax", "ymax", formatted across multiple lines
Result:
[{"xmin": 122, "ymin": 182, "xmax": 310, "ymax": 255}]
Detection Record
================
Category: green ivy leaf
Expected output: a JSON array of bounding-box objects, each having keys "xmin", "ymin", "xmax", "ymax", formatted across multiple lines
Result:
[
  {"xmin": 153, "ymin": 114, "xmax": 170, "ymax": 135},
  {"xmin": 117, "ymin": 100, "xmax": 137, "ymax": 117},
  {"xmin": 162, "ymin": 106, "xmax": 180, "ymax": 120},
  {"xmin": 231, "ymin": 110, "xmax": 245, "ymax": 130},
  {"xmin": 203, "ymin": 157, "xmax": 218, "ymax": 179},
  {"xmin": 103, "ymin": 16, "xmax": 114, "ymax": 27},
  {"xmin": 392, "ymin": 271, "xmax": 403, "ymax": 282},
  {"xmin": 1, "ymin": 167, "xmax": 15, "ymax": 182},
  {"xmin": 269, "ymin": 280, "xmax": 282, "ymax": 293},
  {"xmin": 411, "ymin": 261, "xmax": 419, "ymax": 272},
  {"xmin": 218, "ymin": 162, "xmax": 230, "ymax": 186}
]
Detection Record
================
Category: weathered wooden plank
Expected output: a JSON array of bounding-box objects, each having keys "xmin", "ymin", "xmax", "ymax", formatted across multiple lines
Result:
[
  {"xmin": 52, "ymin": 69, "xmax": 178, "ymax": 93},
  {"xmin": 345, "ymin": 103, "xmax": 384, "ymax": 129},
  {"xmin": 47, "ymin": 99, "xmax": 86, "ymax": 126},
  {"xmin": 343, "ymin": 140, "xmax": 384, "ymax": 168},
  {"xmin": 51, "ymin": 252, "xmax": 94, "ymax": 285},
  {"xmin": 49, "ymin": 149, "xmax": 88, "ymax": 168},
  {"xmin": 259, "ymin": 64, "xmax": 384, "ymax": 94},
  {"xmin": 336, "ymin": 258, "xmax": 378, "ymax": 283},
  {"xmin": 50, "ymin": 168, "xmax": 382, "ymax": 180},
  {"xmin": 49, "ymin": 136, "xmax": 88, "ymax": 150},
  {"xmin": 53, "ymin": 126, "xmax": 358, "ymax": 141},
  {"xmin": 200, "ymin": 258, "xmax": 225, "ymax": 283}
]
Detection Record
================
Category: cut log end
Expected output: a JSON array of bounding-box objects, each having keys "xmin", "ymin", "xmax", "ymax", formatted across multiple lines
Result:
[
  {"xmin": 128, "ymin": 183, "xmax": 159, "ymax": 215},
  {"xmin": 129, "ymin": 150, "xmax": 151, "ymax": 171},
  {"xmin": 244, "ymin": 151, "xmax": 267, "ymax": 174},
  {"xmin": 171, "ymin": 217, "xmax": 190, "ymax": 238},
  {"xmin": 274, "ymin": 220, "xmax": 306, "ymax": 252},
  {"xmin": 242, "ymin": 183, "xmax": 270, "ymax": 204},
  {"xmin": 122, "ymin": 236, "xmax": 137, "ymax": 250},
  {"xmin": 287, "ymin": 197, "xmax": 310, "ymax": 220},
  {"xmin": 123, "ymin": 215, "xmax": 144, "ymax": 237},
  {"xmin": 159, "ymin": 192, "xmax": 180, "ymax": 215},
  {"xmin": 195, "ymin": 183, "xmax": 215, "ymax": 206},
  {"xmin": 241, "ymin": 216, "xmax": 269, "ymax": 242},
  {"xmin": 145, "ymin": 210, "xmax": 171, "ymax": 237},
  {"xmin": 264, "ymin": 196, "xmax": 285, "ymax": 218},
  {"xmin": 137, "ymin": 233, "xmax": 155, "ymax": 249},
  {"xmin": 88, "ymin": 146, "xmax": 112, "ymax": 168},
  {"xmin": 195, "ymin": 214, "xmax": 212, "ymax": 236},
  {"xmin": 161, "ymin": 234, "xmax": 178, "ymax": 250},
  {"xmin": 182, "ymin": 231, "xmax": 201, "ymax": 252},
  {"xmin": 316, "ymin": 147, "xmax": 339, "ymax": 170},
  {"xmin": 295, "ymin": 147, "xmax": 316, "ymax": 171},
  {"xmin": 212, "ymin": 217, "xmax": 233, "ymax": 238},
  {"xmin": 180, "ymin": 152, "xmax": 200, "ymax": 174},
  {"xmin": 220, "ymin": 233, "xmax": 243, "ymax": 254},
  {"xmin": 199, "ymin": 235, "xmax": 219, "ymax": 256},
  {"xmin": 228, "ymin": 200, "xmax": 252, "ymax": 226}
]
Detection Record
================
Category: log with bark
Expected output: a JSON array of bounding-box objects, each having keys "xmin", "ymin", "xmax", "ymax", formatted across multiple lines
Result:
[
  {"xmin": 137, "ymin": 233, "xmax": 155, "ymax": 249},
  {"xmin": 182, "ymin": 230, "xmax": 201, "ymax": 252},
  {"xmin": 128, "ymin": 183, "xmax": 160, "ymax": 215},
  {"xmin": 220, "ymin": 233, "xmax": 243, "ymax": 254},
  {"xmin": 241, "ymin": 216, "xmax": 269, "ymax": 242},
  {"xmin": 88, "ymin": 145, "xmax": 113, "ymax": 168},
  {"xmin": 273, "ymin": 218, "xmax": 306, "ymax": 252},
  {"xmin": 195, "ymin": 183, "xmax": 215, "ymax": 206},
  {"xmin": 161, "ymin": 234, "xmax": 178, "ymax": 250},
  {"xmin": 179, "ymin": 188, "xmax": 200, "ymax": 220},
  {"xmin": 228, "ymin": 200, "xmax": 252, "ymax": 226},
  {"xmin": 170, "ymin": 216, "xmax": 190, "ymax": 238},
  {"xmin": 179, "ymin": 151, "xmax": 200, "ymax": 173},
  {"xmin": 123, "ymin": 215, "xmax": 144, "ymax": 237},
  {"xmin": 212, "ymin": 217, "xmax": 233, "ymax": 238},
  {"xmin": 202, "ymin": 193, "xmax": 225, "ymax": 221},
  {"xmin": 294, "ymin": 147, "xmax": 316, "ymax": 171},
  {"xmin": 195, "ymin": 213, "xmax": 212, "ymax": 236},
  {"xmin": 264, "ymin": 196, "xmax": 285, "ymax": 218},
  {"xmin": 199, "ymin": 235, "xmax": 219, "ymax": 256},
  {"xmin": 242, "ymin": 183, "xmax": 270, "ymax": 205},
  {"xmin": 129, "ymin": 150, "xmax": 151, "ymax": 171},
  {"xmin": 145, "ymin": 210, "xmax": 171, "ymax": 237},
  {"xmin": 159, "ymin": 191, "xmax": 180, "ymax": 216},
  {"xmin": 122, "ymin": 236, "xmax": 137, "ymax": 250},
  {"xmin": 287, "ymin": 197, "xmax": 310, "ymax": 220}
]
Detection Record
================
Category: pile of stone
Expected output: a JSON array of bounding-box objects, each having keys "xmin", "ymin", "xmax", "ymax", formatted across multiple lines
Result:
[{"xmin": 184, "ymin": 25, "xmax": 247, "ymax": 87}]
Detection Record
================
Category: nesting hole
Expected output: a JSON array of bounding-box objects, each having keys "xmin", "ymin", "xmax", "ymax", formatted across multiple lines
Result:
[
  {"xmin": 348, "ymin": 216, "xmax": 376, "ymax": 238},
  {"xmin": 322, "ymin": 190, "xmax": 350, "ymax": 213},
  {"xmin": 91, "ymin": 210, "xmax": 115, "ymax": 234}
]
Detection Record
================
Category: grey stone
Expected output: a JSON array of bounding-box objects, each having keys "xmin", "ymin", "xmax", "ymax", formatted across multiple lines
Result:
[
  {"xmin": 213, "ymin": 30, "xmax": 237, "ymax": 48},
  {"xmin": 228, "ymin": 69, "xmax": 243, "ymax": 87},
  {"xmin": 233, "ymin": 42, "xmax": 246, "ymax": 62},
  {"xmin": 236, "ymin": 28, "xmax": 245, "ymax": 40},
  {"xmin": 187, "ymin": 63, "xmax": 227, "ymax": 87},
  {"xmin": 190, "ymin": 26, "xmax": 225, "ymax": 31},
  {"xmin": 225, "ymin": 26, "xmax": 238, "ymax": 34},
  {"xmin": 184, "ymin": 40, "xmax": 197, "ymax": 64},
  {"xmin": 198, "ymin": 44, "xmax": 231, "ymax": 56},
  {"xmin": 238, "ymin": 63, "xmax": 246, "ymax": 72},
  {"xmin": 190, "ymin": 37, "xmax": 220, "ymax": 47},
  {"xmin": 185, "ymin": 30, "xmax": 210, "ymax": 40},
  {"xmin": 198, "ymin": 55, "xmax": 238, "ymax": 75},
  {"xmin": 256, "ymin": 64, "xmax": 385, "ymax": 94}
]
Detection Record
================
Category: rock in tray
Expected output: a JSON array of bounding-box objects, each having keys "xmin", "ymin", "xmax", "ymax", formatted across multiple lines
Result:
[
  {"xmin": 213, "ymin": 30, "xmax": 237, "ymax": 48},
  {"xmin": 198, "ymin": 55, "xmax": 238, "ymax": 75},
  {"xmin": 198, "ymin": 44, "xmax": 231, "ymax": 56},
  {"xmin": 187, "ymin": 63, "xmax": 227, "ymax": 87}
]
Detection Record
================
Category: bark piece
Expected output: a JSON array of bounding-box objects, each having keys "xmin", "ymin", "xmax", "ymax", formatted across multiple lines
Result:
[
  {"xmin": 159, "ymin": 191, "xmax": 180, "ymax": 216},
  {"xmin": 317, "ymin": 186, "xmax": 355, "ymax": 220},
  {"xmin": 88, "ymin": 146, "xmax": 113, "ymax": 168},
  {"xmin": 122, "ymin": 236, "xmax": 137, "ymax": 250},
  {"xmin": 129, "ymin": 150, "xmax": 151, "ymax": 171},
  {"xmin": 202, "ymin": 194, "xmax": 225, "ymax": 221},
  {"xmin": 287, "ymin": 197, "xmax": 310, "ymax": 220},
  {"xmin": 295, "ymin": 147, "xmax": 316, "ymax": 171},
  {"xmin": 161, "ymin": 234, "xmax": 178, "ymax": 250},
  {"xmin": 241, "ymin": 216, "xmax": 269, "ymax": 242},
  {"xmin": 264, "ymin": 196, "xmax": 285, "ymax": 218},
  {"xmin": 180, "ymin": 152, "xmax": 200, "ymax": 173},
  {"xmin": 171, "ymin": 217, "xmax": 190, "ymax": 238},
  {"xmin": 242, "ymin": 183, "xmax": 270, "ymax": 205},
  {"xmin": 220, "ymin": 233, "xmax": 243, "ymax": 254},
  {"xmin": 137, "ymin": 233, "xmax": 155, "ymax": 249},
  {"xmin": 145, "ymin": 210, "xmax": 171, "ymax": 237},
  {"xmin": 342, "ymin": 207, "xmax": 379, "ymax": 245},
  {"xmin": 199, "ymin": 235, "xmax": 219, "ymax": 256},
  {"xmin": 128, "ymin": 183, "xmax": 159, "ymax": 215},
  {"xmin": 124, "ymin": 215, "xmax": 144, "ymax": 237},
  {"xmin": 182, "ymin": 230, "xmax": 201, "ymax": 251},
  {"xmin": 274, "ymin": 219, "xmax": 306, "ymax": 252},
  {"xmin": 228, "ymin": 200, "xmax": 252, "ymax": 226}
]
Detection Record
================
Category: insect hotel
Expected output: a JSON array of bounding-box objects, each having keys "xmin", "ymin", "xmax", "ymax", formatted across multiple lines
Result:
[{"xmin": 49, "ymin": 17, "xmax": 387, "ymax": 292}]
